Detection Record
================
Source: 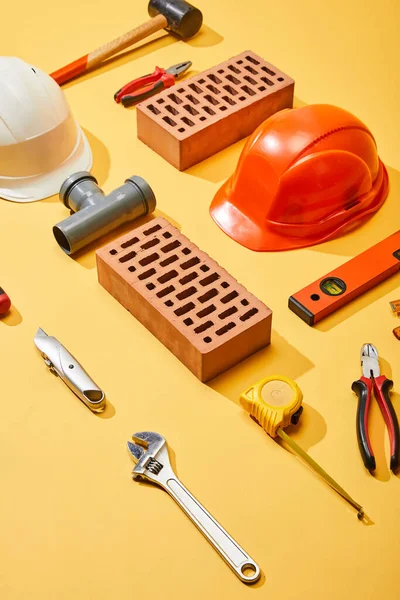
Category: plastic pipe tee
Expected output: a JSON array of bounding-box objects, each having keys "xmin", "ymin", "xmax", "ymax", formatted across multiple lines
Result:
[{"xmin": 53, "ymin": 172, "xmax": 156, "ymax": 255}]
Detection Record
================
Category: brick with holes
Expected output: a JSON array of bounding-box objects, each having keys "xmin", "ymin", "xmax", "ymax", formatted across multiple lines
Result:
[
  {"xmin": 136, "ymin": 51, "xmax": 294, "ymax": 171},
  {"xmin": 96, "ymin": 217, "xmax": 272, "ymax": 381}
]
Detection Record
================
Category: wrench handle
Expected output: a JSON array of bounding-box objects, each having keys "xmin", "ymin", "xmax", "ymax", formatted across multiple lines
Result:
[{"xmin": 165, "ymin": 477, "xmax": 260, "ymax": 583}]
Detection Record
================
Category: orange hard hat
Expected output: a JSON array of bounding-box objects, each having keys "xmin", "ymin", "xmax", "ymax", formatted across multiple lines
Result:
[{"xmin": 210, "ymin": 104, "xmax": 388, "ymax": 251}]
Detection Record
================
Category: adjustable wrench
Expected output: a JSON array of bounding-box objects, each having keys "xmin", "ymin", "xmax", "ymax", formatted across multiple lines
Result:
[{"xmin": 127, "ymin": 431, "xmax": 261, "ymax": 584}]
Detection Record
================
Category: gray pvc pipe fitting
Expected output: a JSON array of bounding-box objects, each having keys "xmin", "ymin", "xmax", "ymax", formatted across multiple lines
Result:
[{"xmin": 53, "ymin": 172, "xmax": 156, "ymax": 255}]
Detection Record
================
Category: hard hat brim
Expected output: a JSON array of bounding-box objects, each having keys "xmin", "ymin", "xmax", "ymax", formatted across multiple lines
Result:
[
  {"xmin": 0, "ymin": 123, "xmax": 92, "ymax": 203},
  {"xmin": 210, "ymin": 160, "xmax": 389, "ymax": 251}
]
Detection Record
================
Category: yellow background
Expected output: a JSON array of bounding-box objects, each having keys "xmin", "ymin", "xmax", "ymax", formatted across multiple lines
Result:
[{"xmin": 1, "ymin": 0, "xmax": 400, "ymax": 598}]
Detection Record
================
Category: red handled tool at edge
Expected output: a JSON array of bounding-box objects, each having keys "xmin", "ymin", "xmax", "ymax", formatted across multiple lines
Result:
[
  {"xmin": 0, "ymin": 287, "xmax": 11, "ymax": 315},
  {"xmin": 352, "ymin": 344, "xmax": 400, "ymax": 472},
  {"xmin": 114, "ymin": 61, "xmax": 191, "ymax": 107}
]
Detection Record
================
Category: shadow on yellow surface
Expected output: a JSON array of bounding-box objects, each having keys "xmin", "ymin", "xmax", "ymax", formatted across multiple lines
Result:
[
  {"xmin": 367, "ymin": 397, "xmax": 392, "ymax": 483},
  {"xmin": 187, "ymin": 138, "xmax": 247, "ymax": 184},
  {"xmin": 0, "ymin": 306, "xmax": 22, "ymax": 327},
  {"xmin": 86, "ymin": 129, "xmax": 111, "ymax": 188},
  {"xmin": 62, "ymin": 26, "xmax": 223, "ymax": 90},
  {"xmin": 39, "ymin": 193, "xmax": 60, "ymax": 204},
  {"xmin": 276, "ymin": 428, "xmax": 374, "ymax": 525},
  {"xmin": 283, "ymin": 403, "xmax": 327, "ymax": 453},
  {"xmin": 185, "ymin": 24, "xmax": 224, "ymax": 48},
  {"xmin": 209, "ymin": 330, "xmax": 314, "ymax": 406},
  {"xmin": 293, "ymin": 96, "xmax": 308, "ymax": 109},
  {"xmin": 378, "ymin": 355, "xmax": 393, "ymax": 380},
  {"xmin": 96, "ymin": 398, "xmax": 116, "ymax": 419},
  {"xmin": 247, "ymin": 570, "xmax": 265, "ymax": 589},
  {"xmin": 313, "ymin": 164, "xmax": 400, "ymax": 258},
  {"xmin": 240, "ymin": 400, "xmax": 327, "ymax": 458},
  {"xmin": 185, "ymin": 96, "xmax": 307, "ymax": 184},
  {"xmin": 39, "ymin": 129, "xmax": 111, "ymax": 204},
  {"xmin": 315, "ymin": 275, "xmax": 400, "ymax": 332}
]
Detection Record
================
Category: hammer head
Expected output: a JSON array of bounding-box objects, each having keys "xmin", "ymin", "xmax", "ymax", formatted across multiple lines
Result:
[{"xmin": 148, "ymin": 0, "xmax": 203, "ymax": 39}]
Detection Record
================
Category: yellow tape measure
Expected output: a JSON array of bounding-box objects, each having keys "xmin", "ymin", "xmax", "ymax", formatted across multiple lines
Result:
[
  {"xmin": 240, "ymin": 376, "xmax": 365, "ymax": 520},
  {"xmin": 240, "ymin": 375, "xmax": 303, "ymax": 437}
]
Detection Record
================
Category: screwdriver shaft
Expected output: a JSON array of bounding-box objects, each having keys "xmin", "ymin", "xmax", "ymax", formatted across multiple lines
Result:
[{"xmin": 276, "ymin": 427, "xmax": 364, "ymax": 519}]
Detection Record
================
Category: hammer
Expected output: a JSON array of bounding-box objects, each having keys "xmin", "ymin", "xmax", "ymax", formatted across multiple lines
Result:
[{"xmin": 51, "ymin": 0, "xmax": 203, "ymax": 85}]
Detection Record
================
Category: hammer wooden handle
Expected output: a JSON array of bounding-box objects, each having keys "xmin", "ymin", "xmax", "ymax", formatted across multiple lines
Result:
[{"xmin": 51, "ymin": 13, "xmax": 168, "ymax": 85}]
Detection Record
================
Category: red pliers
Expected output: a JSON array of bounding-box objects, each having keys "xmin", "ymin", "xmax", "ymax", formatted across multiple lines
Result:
[
  {"xmin": 0, "ymin": 287, "xmax": 11, "ymax": 315},
  {"xmin": 352, "ymin": 343, "xmax": 400, "ymax": 472},
  {"xmin": 114, "ymin": 61, "xmax": 192, "ymax": 107}
]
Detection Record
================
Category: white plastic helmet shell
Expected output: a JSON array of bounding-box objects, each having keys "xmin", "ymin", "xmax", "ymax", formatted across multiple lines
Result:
[{"xmin": 0, "ymin": 57, "xmax": 92, "ymax": 202}]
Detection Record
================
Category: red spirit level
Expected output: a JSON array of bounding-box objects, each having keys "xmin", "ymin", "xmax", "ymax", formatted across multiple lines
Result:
[
  {"xmin": 289, "ymin": 231, "xmax": 400, "ymax": 326},
  {"xmin": 0, "ymin": 287, "xmax": 11, "ymax": 315}
]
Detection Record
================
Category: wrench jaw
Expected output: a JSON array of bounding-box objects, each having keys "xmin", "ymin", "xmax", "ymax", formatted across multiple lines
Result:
[
  {"xmin": 126, "ymin": 430, "xmax": 262, "ymax": 584},
  {"xmin": 127, "ymin": 432, "xmax": 172, "ymax": 485}
]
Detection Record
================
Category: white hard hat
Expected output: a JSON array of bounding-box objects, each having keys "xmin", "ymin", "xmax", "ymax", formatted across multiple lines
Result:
[{"xmin": 0, "ymin": 57, "xmax": 92, "ymax": 202}]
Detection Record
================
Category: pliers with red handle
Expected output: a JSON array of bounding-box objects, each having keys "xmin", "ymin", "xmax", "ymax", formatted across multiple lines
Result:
[
  {"xmin": 114, "ymin": 61, "xmax": 192, "ymax": 108},
  {"xmin": 352, "ymin": 343, "xmax": 400, "ymax": 472},
  {"xmin": 0, "ymin": 287, "xmax": 11, "ymax": 315}
]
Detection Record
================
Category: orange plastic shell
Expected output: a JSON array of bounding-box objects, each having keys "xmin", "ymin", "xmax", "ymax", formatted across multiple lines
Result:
[
  {"xmin": 210, "ymin": 104, "xmax": 389, "ymax": 251},
  {"xmin": 289, "ymin": 231, "xmax": 400, "ymax": 325}
]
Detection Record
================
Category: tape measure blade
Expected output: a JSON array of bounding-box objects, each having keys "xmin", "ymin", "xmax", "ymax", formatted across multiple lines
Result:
[{"xmin": 276, "ymin": 428, "xmax": 363, "ymax": 514}]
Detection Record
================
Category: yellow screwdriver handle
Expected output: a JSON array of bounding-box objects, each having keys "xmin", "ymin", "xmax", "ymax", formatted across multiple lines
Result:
[{"xmin": 240, "ymin": 375, "xmax": 303, "ymax": 437}]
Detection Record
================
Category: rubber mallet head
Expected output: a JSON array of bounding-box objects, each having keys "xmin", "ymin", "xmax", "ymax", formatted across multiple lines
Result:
[{"xmin": 148, "ymin": 0, "xmax": 203, "ymax": 39}]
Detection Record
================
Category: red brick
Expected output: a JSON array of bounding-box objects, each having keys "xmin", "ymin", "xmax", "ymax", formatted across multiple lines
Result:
[
  {"xmin": 136, "ymin": 50, "xmax": 294, "ymax": 171},
  {"xmin": 96, "ymin": 218, "xmax": 272, "ymax": 381}
]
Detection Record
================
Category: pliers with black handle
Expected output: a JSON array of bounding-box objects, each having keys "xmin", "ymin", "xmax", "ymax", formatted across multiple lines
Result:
[{"xmin": 352, "ymin": 343, "xmax": 400, "ymax": 472}]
